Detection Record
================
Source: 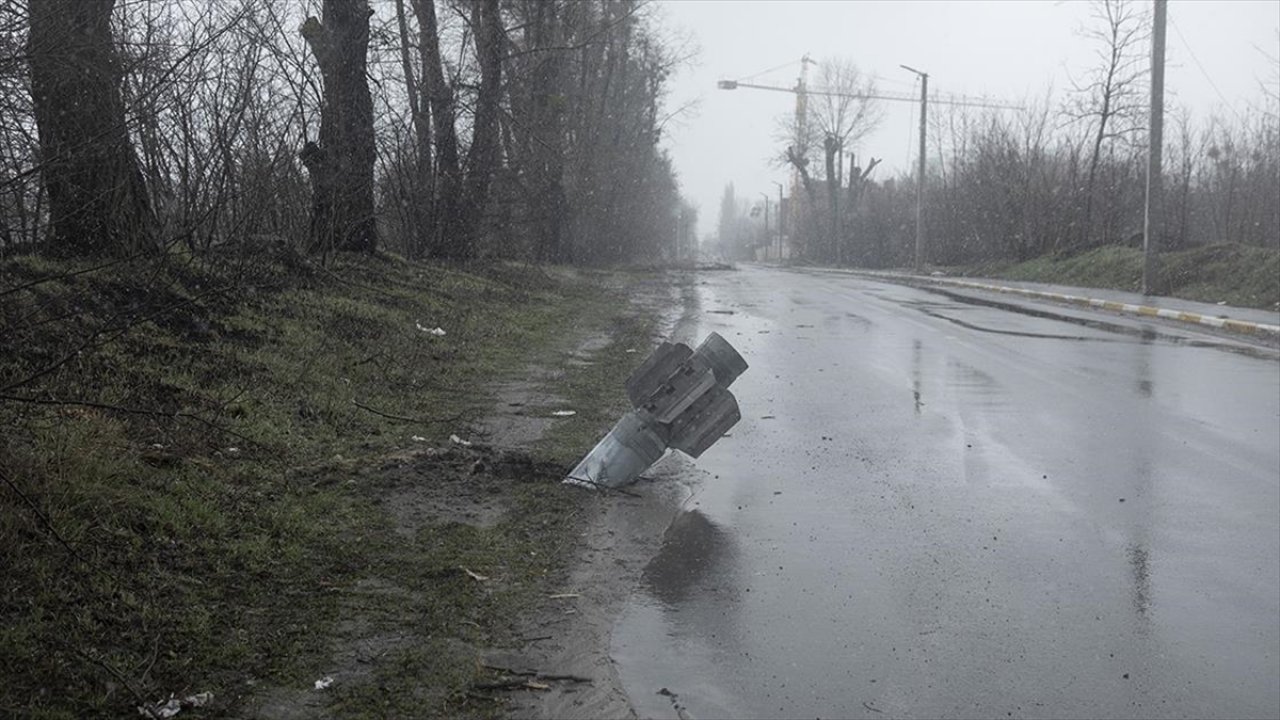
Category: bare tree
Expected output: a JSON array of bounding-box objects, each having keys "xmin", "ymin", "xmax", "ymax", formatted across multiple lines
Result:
[
  {"xmin": 777, "ymin": 57, "xmax": 880, "ymax": 263},
  {"xmin": 1068, "ymin": 0, "xmax": 1150, "ymax": 250},
  {"xmin": 458, "ymin": 0, "xmax": 503, "ymax": 254},
  {"xmin": 505, "ymin": 0, "xmax": 572, "ymax": 262},
  {"xmin": 391, "ymin": 0, "xmax": 433, "ymax": 258},
  {"xmin": 0, "ymin": 1, "xmax": 41, "ymax": 252},
  {"xmin": 813, "ymin": 59, "xmax": 881, "ymax": 262},
  {"xmin": 300, "ymin": 0, "xmax": 378, "ymax": 255},
  {"xmin": 27, "ymin": 0, "xmax": 157, "ymax": 257},
  {"xmin": 410, "ymin": 0, "xmax": 465, "ymax": 258}
]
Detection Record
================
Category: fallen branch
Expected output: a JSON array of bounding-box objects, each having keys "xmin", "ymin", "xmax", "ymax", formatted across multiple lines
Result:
[
  {"xmin": 472, "ymin": 679, "xmax": 551, "ymax": 691},
  {"xmin": 481, "ymin": 664, "xmax": 592, "ymax": 684},
  {"xmin": 0, "ymin": 467, "xmax": 90, "ymax": 568},
  {"xmin": 351, "ymin": 399, "xmax": 467, "ymax": 426},
  {"xmin": 537, "ymin": 673, "xmax": 592, "ymax": 684},
  {"xmin": 75, "ymin": 648, "xmax": 150, "ymax": 711}
]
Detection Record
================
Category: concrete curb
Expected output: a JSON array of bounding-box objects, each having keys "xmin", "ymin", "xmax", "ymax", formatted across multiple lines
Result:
[{"xmin": 854, "ymin": 271, "xmax": 1280, "ymax": 339}]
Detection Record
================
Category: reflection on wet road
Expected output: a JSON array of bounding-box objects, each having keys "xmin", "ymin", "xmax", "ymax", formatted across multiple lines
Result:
[{"xmin": 612, "ymin": 266, "xmax": 1280, "ymax": 720}]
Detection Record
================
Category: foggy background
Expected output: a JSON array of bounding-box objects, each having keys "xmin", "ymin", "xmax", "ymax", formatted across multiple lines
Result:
[{"xmin": 655, "ymin": 0, "xmax": 1280, "ymax": 240}]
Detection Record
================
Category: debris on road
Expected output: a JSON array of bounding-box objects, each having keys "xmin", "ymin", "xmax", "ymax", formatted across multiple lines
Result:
[
  {"xmin": 314, "ymin": 676, "xmax": 334, "ymax": 691},
  {"xmin": 449, "ymin": 434, "xmax": 473, "ymax": 446},
  {"xmin": 564, "ymin": 332, "xmax": 748, "ymax": 489}
]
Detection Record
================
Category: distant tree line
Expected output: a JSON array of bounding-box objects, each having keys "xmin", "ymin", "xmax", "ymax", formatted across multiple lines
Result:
[
  {"xmin": 852, "ymin": 0, "xmax": 1279, "ymax": 268},
  {"xmin": 0, "ymin": 0, "xmax": 691, "ymax": 264},
  {"xmin": 845, "ymin": 93, "xmax": 1279, "ymax": 269},
  {"xmin": 718, "ymin": 0, "xmax": 1277, "ymax": 269}
]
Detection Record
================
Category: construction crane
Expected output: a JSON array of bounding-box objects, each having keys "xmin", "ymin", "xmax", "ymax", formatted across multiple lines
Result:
[{"xmin": 718, "ymin": 58, "xmax": 1022, "ymax": 271}]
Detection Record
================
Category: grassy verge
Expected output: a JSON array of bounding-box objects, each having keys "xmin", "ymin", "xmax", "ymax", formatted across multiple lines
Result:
[
  {"xmin": 0, "ymin": 247, "xmax": 670, "ymax": 718},
  {"xmin": 954, "ymin": 243, "xmax": 1280, "ymax": 310}
]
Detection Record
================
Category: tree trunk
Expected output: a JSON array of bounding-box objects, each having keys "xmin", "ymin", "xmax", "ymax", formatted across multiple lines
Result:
[
  {"xmin": 458, "ymin": 0, "xmax": 504, "ymax": 255},
  {"xmin": 393, "ymin": 0, "xmax": 433, "ymax": 258},
  {"xmin": 525, "ymin": 0, "xmax": 570, "ymax": 264},
  {"xmin": 785, "ymin": 146, "xmax": 819, "ymax": 261},
  {"xmin": 300, "ymin": 0, "xmax": 378, "ymax": 255},
  {"xmin": 1081, "ymin": 93, "xmax": 1111, "ymax": 250},
  {"xmin": 27, "ymin": 0, "xmax": 158, "ymax": 257},
  {"xmin": 412, "ymin": 0, "xmax": 465, "ymax": 259}
]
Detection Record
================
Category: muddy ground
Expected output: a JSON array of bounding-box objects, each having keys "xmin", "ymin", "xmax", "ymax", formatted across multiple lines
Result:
[{"xmin": 228, "ymin": 271, "xmax": 705, "ymax": 719}]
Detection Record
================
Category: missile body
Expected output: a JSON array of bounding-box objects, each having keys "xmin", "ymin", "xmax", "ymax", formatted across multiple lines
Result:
[{"xmin": 564, "ymin": 332, "xmax": 748, "ymax": 489}]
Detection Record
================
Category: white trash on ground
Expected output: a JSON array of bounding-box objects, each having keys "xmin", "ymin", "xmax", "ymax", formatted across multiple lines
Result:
[{"xmin": 136, "ymin": 692, "xmax": 212, "ymax": 719}]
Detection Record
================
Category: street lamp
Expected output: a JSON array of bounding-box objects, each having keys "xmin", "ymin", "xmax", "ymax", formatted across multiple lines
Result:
[{"xmin": 900, "ymin": 64, "xmax": 928, "ymax": 274}]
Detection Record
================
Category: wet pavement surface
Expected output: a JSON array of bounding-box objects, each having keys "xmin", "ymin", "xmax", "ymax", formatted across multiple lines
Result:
[{"xmin": 612, "ymin": 266, "xmax": 1280, "ymax": 720}]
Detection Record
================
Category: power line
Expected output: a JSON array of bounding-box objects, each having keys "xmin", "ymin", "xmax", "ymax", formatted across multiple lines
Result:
[
  {"xmin": 867, "ymin": 72, "xmax": 919, "ymax": 90},
  {"xmin": 1169, "ymin": 15, "xmax": 1244, "ymax": 123},
  {"xmin": 737, "ymin": 58, "xmax": 802, "ymax": 83}
]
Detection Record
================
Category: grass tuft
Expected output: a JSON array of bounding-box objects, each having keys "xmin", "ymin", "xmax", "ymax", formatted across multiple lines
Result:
[{"xmin": 957, "ymin": 243, "xmax": 1280, "ymax": 309}]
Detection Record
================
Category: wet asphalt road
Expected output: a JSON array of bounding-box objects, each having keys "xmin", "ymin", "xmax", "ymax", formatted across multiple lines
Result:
[{"xmin": 612, "ymin": 266, "xmax": 1280, "ymax": 720}]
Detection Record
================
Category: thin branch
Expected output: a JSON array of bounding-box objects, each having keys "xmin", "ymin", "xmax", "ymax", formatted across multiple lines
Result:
[
  {"xmin": 351, "ymin": 399, "xmax": 468, "ymax": 427},
  {"xmin": 0, "ymin": 394, "xmax": 260, "ymax": 447},
  {"xmin": 0, "ymin": 467, "xmax": 90, "ymax": 567}
]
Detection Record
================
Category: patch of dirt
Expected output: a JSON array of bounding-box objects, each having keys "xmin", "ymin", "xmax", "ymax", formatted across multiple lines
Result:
[
  {"xmin": 371, "ymin": 445, "xmax": 556, "ymax": 532},
  {"xmin": 481, "ymin": 326, "xmax": 620, "ymax": 448},
  {"xmin": 484, "ymin": 373, "xmax": 568, "ymax": 449}
]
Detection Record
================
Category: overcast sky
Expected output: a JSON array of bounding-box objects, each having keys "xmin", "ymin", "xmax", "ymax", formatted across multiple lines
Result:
[{"xmin": 652, "ymin": 0, "xmax": 1279, "ymax": 239}]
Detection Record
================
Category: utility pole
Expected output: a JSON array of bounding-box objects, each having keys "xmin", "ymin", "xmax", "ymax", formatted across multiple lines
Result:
[
  {"xmin": 773, "ymin": 180, "xmax": 785, "ymax": 261},
  {"xmin": 1143, "ymin": 0, "xmax": 1167, "ymax": 296},
  {"xmin": 901, "ymin": 65, "xmax": 928, "ymax": 273}
]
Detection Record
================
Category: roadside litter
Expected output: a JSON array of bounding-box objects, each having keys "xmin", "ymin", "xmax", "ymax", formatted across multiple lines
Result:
[
  {"xmin": 564, "ymin": 332, "xmax": 748, "ymax": 489},
  {"xmin": 136, "ymin": 692, "xmax": 212, "ymax": 719}
]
